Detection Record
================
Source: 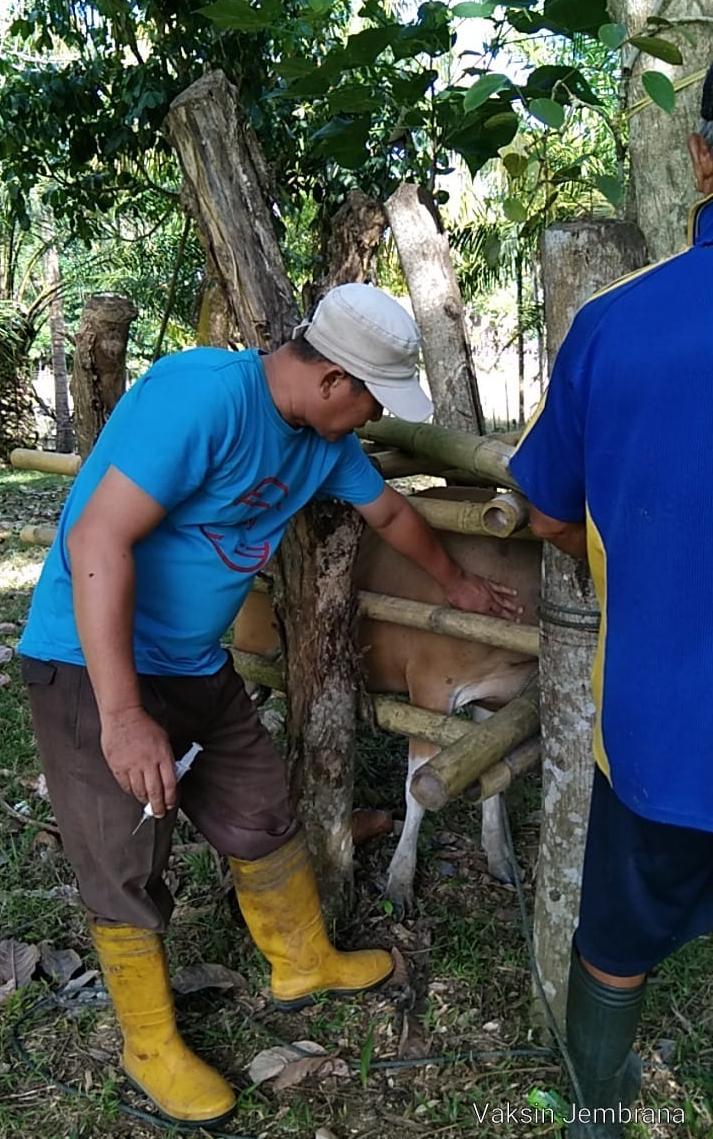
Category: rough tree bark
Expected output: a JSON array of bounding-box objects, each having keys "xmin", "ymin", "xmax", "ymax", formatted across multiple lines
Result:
[
  {"xmin": 533, "ymin": 220, "xmax": 647, "ymax": 1030},
  {"xmin": 301, "ymin": 189, "xmax": 386, "ymax": 314},
  {"xmin": 44, "ymin": 237, "xmax": 73, "ymax": 452},
  {"xmin": 610, "ymin": 0, "xmax": 713, "ymax": 260},
  {"xmin": 70, "ymin": 294, "xmax": 137, "ymax": 459},
  {"xmin": 164, "ymin": 71, "xmax": 300, "ymax": 349},
  {"xmin": 274, "ymin": 507, "xmax": 364, "ymax": 915},
  {"xmin": 166, "ymin": 70, "xmax": 372, "ymax": 912},
  {"xmin": 385, "ymin": 183, "xmax": 485, "ymax": 433}
]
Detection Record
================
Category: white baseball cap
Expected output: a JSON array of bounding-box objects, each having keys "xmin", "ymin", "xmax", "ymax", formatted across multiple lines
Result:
[{"xmin": 292, "ymin": 283, "xmax": 433, "ymax": 422}]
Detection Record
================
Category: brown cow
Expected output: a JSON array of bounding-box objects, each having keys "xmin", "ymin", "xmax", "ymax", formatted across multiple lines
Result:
[{"xmin": 234, "ymin": 488, "xmax": 541, "ymax": 911}]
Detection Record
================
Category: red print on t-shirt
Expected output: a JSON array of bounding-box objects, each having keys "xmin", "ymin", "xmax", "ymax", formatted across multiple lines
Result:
[{"xmin": 201, "ymin": 477, "xmax": 289, "ymax": 574}]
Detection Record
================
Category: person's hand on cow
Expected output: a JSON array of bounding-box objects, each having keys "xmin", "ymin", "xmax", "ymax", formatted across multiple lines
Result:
[
  {"xmin": 101, "ymin": 706, "xmax": 177, "ymax": 818},
  {"xmin": 443, "ymin": 568, "xmax": 522, "ymax": 620}
]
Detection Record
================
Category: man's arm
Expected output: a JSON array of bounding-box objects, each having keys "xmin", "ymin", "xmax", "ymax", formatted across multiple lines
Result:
[
  {"xmin": 356, "ymin": 486, "xmax": 522, "ymax": 620},
  {"xmin": 67, "ymin": 466, "xmax": 177, "ymax": 816},
  {"xmin": 528, "ymin": 505, "xmax": 588, "ymax": 560}
]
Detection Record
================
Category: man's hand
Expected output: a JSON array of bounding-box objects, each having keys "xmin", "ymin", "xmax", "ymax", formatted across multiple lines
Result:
[
  {"xmin": 101, "ymin": 707, "xmax": 177, "ymax": 818},
  {"xmin": 444, "ymin": 569, "xmax": 522, "ymax": 620},
  {"xmin": 358, "ymin": 487, "xmax": 522, "ymax": 621}
]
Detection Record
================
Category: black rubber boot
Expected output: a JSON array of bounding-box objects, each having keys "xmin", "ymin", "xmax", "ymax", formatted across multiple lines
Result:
[{"xmin": 565, "ymin": 946, "xmax": 645, "ymax": 1138}]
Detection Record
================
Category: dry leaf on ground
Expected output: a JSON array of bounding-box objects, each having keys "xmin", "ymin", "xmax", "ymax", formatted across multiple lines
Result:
[
  {"xmin": 0, "ymin": 939, "xmax": 40, "ymax": 1003},
  {"xmin": 315, "ymin": 1130, "xmax": 339, "ymax": 1139},
  {"xmin": 40, "ymin": 943, "xmax": 82, "ymax": 985},
  {"xmin": 248, "ymin": 1040, "xmax": 327, "ymax": 1086},
  {"xmin": 0, "ymin": 623, "xmax": 18, "ymax": 635},
  {"xmin": 0, "ymin": 646, "xmax": 13, "ymax": 665},
  {"xmin": 0, "ymin": 673, "xmax": 9, "ymax": 689},
  {"xmin": 172, "ymin": 962, "xmax": 246, "ymax": 995},
  {"xmin": 386, "ymin": 946, "xmax": 409, "ymax": 988}
]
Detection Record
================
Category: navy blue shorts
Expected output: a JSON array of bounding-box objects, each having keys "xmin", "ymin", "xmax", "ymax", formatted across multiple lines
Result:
[{"xmin": 575, "ymin": 766, "xmax": 713, "ymax": 976}]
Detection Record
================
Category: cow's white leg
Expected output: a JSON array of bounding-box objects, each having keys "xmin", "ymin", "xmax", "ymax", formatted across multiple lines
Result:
[
  {"xmin": 468, "ymin": 705, "xmax": 515, "ymax": 885},
  {"xmin": 385, "ymin": 738, "xmax": 435, "ymax": 913}
]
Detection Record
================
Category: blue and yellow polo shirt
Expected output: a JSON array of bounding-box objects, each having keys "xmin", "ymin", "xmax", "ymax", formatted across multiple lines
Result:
[{"xmin": 510, "ymin": 196, "xmax": 713, "ymax": 833}]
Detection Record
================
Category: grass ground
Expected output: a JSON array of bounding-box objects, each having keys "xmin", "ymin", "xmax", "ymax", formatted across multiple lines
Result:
[{"xmin": 0, "ymin": 465, "xmax": 711, "ymax": 1139}]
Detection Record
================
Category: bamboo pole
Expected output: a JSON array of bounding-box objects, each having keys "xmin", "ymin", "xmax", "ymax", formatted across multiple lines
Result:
[
  {"xmin": 467, "ymin": 737, "xmax": 540, "ymax": 804},
  {"xmin": 231, "ymin": 649, "xmax": 482, "ymax": 747},
  {"xmin": 10, "ymin": 449, "xmax": 81, "ymax": 476},
  {"xmin": 370, "ymin": 450, "xmax": 446, "ymax": 479},
  {"xmin": 410, "ymin": 678, "xmax": 540, "ymax": 811},
  {"xmin": 19, "ymin": 525, "xmax": 57, "ymax": 547},
  {"xmin": 358, "ymin": 591, "xmax": 539, "ymax": 656},
  {"xmin": 407, "ymin": 491, "xmax": 528, "ymax": 539},
  {"xmin": 357, "ymin": 419, "xmax": 517, "ymax": 489}
]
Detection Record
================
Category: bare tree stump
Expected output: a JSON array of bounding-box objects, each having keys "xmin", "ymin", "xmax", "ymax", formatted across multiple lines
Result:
[
  {"xmin": 302, "ymin": 189, "xmax": 386, "ymax": 313},
  {"xmin": 609, "ymin": 0, "xmax": 713, "ymax": 260},
  {"xmin": 534, "ymin": 220, "xmax": 647, "ymax": 1030},
  {"xmin": 44, "ymin": 229, "xmax": 73, "ymax": 452},
  {"xmin": 385, "ymin": 183, "xmax": 484, "ymax": 433},
  {"xmin": 71, "ymin": 294, "xmax": 137, "ymax": 458},
  {"xmin": 165, "ymin": 70, "xmax": 300, "ymax": 349}
]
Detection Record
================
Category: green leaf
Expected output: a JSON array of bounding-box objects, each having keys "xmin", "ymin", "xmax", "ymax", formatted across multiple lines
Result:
[
  {"xmin": 463, "ymin": 72, "xmax": 509, "ymax": 112},
  {"xmin": 503, "ymin": 196, "xmax": 528, "ymax": 223},
  {"xmin": 525, "ymin": 64, "xmax": 600, "ymax": 106},
  {"xmin": 308, "ymin": 0, "xmax": 332, "ymax": 11},
  {"xmin": 344, "ymin": 26, "xmax": 399, "ymax": 66},
  {"xmin": 594, "ymin": 174, "xmax": 624, "ymax": 207},
  {"xmin": 452, "ymin": 1, "xmax": 496, "ymax": 16},
  {"xmin": 528, "ymin": 97, "xmax": 565, "ymax": 129},
  {"xmin": 311, "ymin": 115, "xmax": 371, "ymax": 169},
  {"xmin": 629, "ymin": 35, "xmax": 683, "ymax": 65},
  {"xmin": 641, "ymin": 69, "xmax": 676, "ymax": 113},
  {"xmin": 503, "ymin": 151, "xmax": 528, "ymax": 178},
  {"xmin": 328, "ymin": 86, "xmax": 382, "ymax": 113},
  {"xmin": 391, "ymin": 70, "xmax": 438, "ymax": 103},
  {"xmin": 274, "ymin": 59, "xmax": 315, "ymax": 80},
  {"xmin": 196, "ymin": 0, "xmax": 277, "ymax": 31},
  {"xmin": 542, "ymin": 0, "xmax": 608, "ymax": 33},
  {"xmin": 598, "ymin": 22, "xmax": 627, "ymax": 49}
]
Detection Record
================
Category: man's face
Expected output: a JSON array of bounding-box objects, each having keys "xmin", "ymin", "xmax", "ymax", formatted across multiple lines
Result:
[{"xmin": 309, "ymin": 374, "xmax": 384, "ymax": 442}]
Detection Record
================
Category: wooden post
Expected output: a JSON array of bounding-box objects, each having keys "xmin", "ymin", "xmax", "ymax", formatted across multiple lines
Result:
[
  {"xmin": 165, "ymin": 71, "xmax": 300, "ymax": 350},
  {"xmin": 70, "ymin": 294, "xmax": 137, "ymax": 459},
  {"xmin": 609, "ymin": 0, "xmax": 712, "ymax": 261},
  {"xmin": 19, "ymin": 525, "xmax": 57, "ymax": 547},
  {"xmin": 165, "ymin": 71, "xmax": 365, "ymax": 913},
  {"xmin": 533, "ymin": 220, "xmax": 647, "ymax": 1029},
  {"xmin": 385, "ymin": 184, "xmax": 485, "ymax": 433}
]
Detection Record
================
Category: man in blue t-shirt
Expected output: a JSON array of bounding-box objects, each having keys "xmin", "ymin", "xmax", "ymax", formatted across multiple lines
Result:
[
  {"xmin": 20, "ymin": 283, "xmax": 518, "ymax": 1127},
  {"xmin": 510, "ymin": 72, "xmax": 713, "ymax": 1139}
]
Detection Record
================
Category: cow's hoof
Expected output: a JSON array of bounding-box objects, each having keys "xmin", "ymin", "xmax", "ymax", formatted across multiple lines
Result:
[
  {"xmin": 383, "ymin": 878, "xmax": 414, "ymax": 918},
  {"xmin": 486, "ymin": 856, "xmax": 517, "ymax": 886}
]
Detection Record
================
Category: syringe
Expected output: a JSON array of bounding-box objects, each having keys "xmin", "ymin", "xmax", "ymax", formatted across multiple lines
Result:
[{"xmin": 131, "ymin": 741, "xmax": 203, "ymax": 835}]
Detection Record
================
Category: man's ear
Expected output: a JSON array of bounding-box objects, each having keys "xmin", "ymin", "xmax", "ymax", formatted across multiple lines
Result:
[
  {"xmin": 688, "ymin": 132, "xmax": 713, "ymax": 195},
  {"xmin": 318, "ymin": 367, "xmax": 345, "ymax": 400}
]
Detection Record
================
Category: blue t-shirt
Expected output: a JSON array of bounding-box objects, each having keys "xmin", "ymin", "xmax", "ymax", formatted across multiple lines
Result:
[
  {"xmin": 510, "ymin": 197, "xmax": 713, "ymax": 833},
  {"xmin": 20, "ymin": 348, "xmax": 384, "ymax": 675}
]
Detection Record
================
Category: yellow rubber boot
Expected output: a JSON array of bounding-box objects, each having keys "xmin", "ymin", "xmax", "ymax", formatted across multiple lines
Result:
[
  {"xmin": 230, "ymin": 831, "xmax": 393, "ymax": 1010},
  {"xmin": 92, "ymin": 923, "xmax": 236, "ymax": 1126}
]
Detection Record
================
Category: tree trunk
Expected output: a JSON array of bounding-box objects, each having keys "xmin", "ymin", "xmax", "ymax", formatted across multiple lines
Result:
[
  {"xmin": 70, "ymin": 294, "xmax": 136, "ymax": 459},
  {"xmin": 44, "ymin": 240, "xmax": 73, "ymax": 452},
  {"xmin": 516, "ymin": 252, "xmax": 526, "ymax": 427},
  {"xmin": 165, "ymin": 70, "xmax": 364, "ymax": 911},
  {"xmin": 302, "ymin": 189, "xmax": 386, "ymax": 313},
  {"xmin": 385, "ymin": 183, "xmax": 485, "ymax": 433},
  {"xmin": 534, "ymin": 220, "xmax": 647, "ymax": 1031},
  {"xmin": 273, "ymin": 504, "xmax": 364, "ymax": 917},
  {"xmin": 165, "ymin": 71, "xmax": 300, "ymax": 350},
  {"xmin": 609, "ymin": 0, "xmax": 713, "ymax": 260}
]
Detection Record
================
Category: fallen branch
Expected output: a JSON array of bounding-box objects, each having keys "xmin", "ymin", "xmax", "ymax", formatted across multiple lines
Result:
[{"xmin": 0, "ymin": 796, "xmax": 61, "ymax": 835}]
